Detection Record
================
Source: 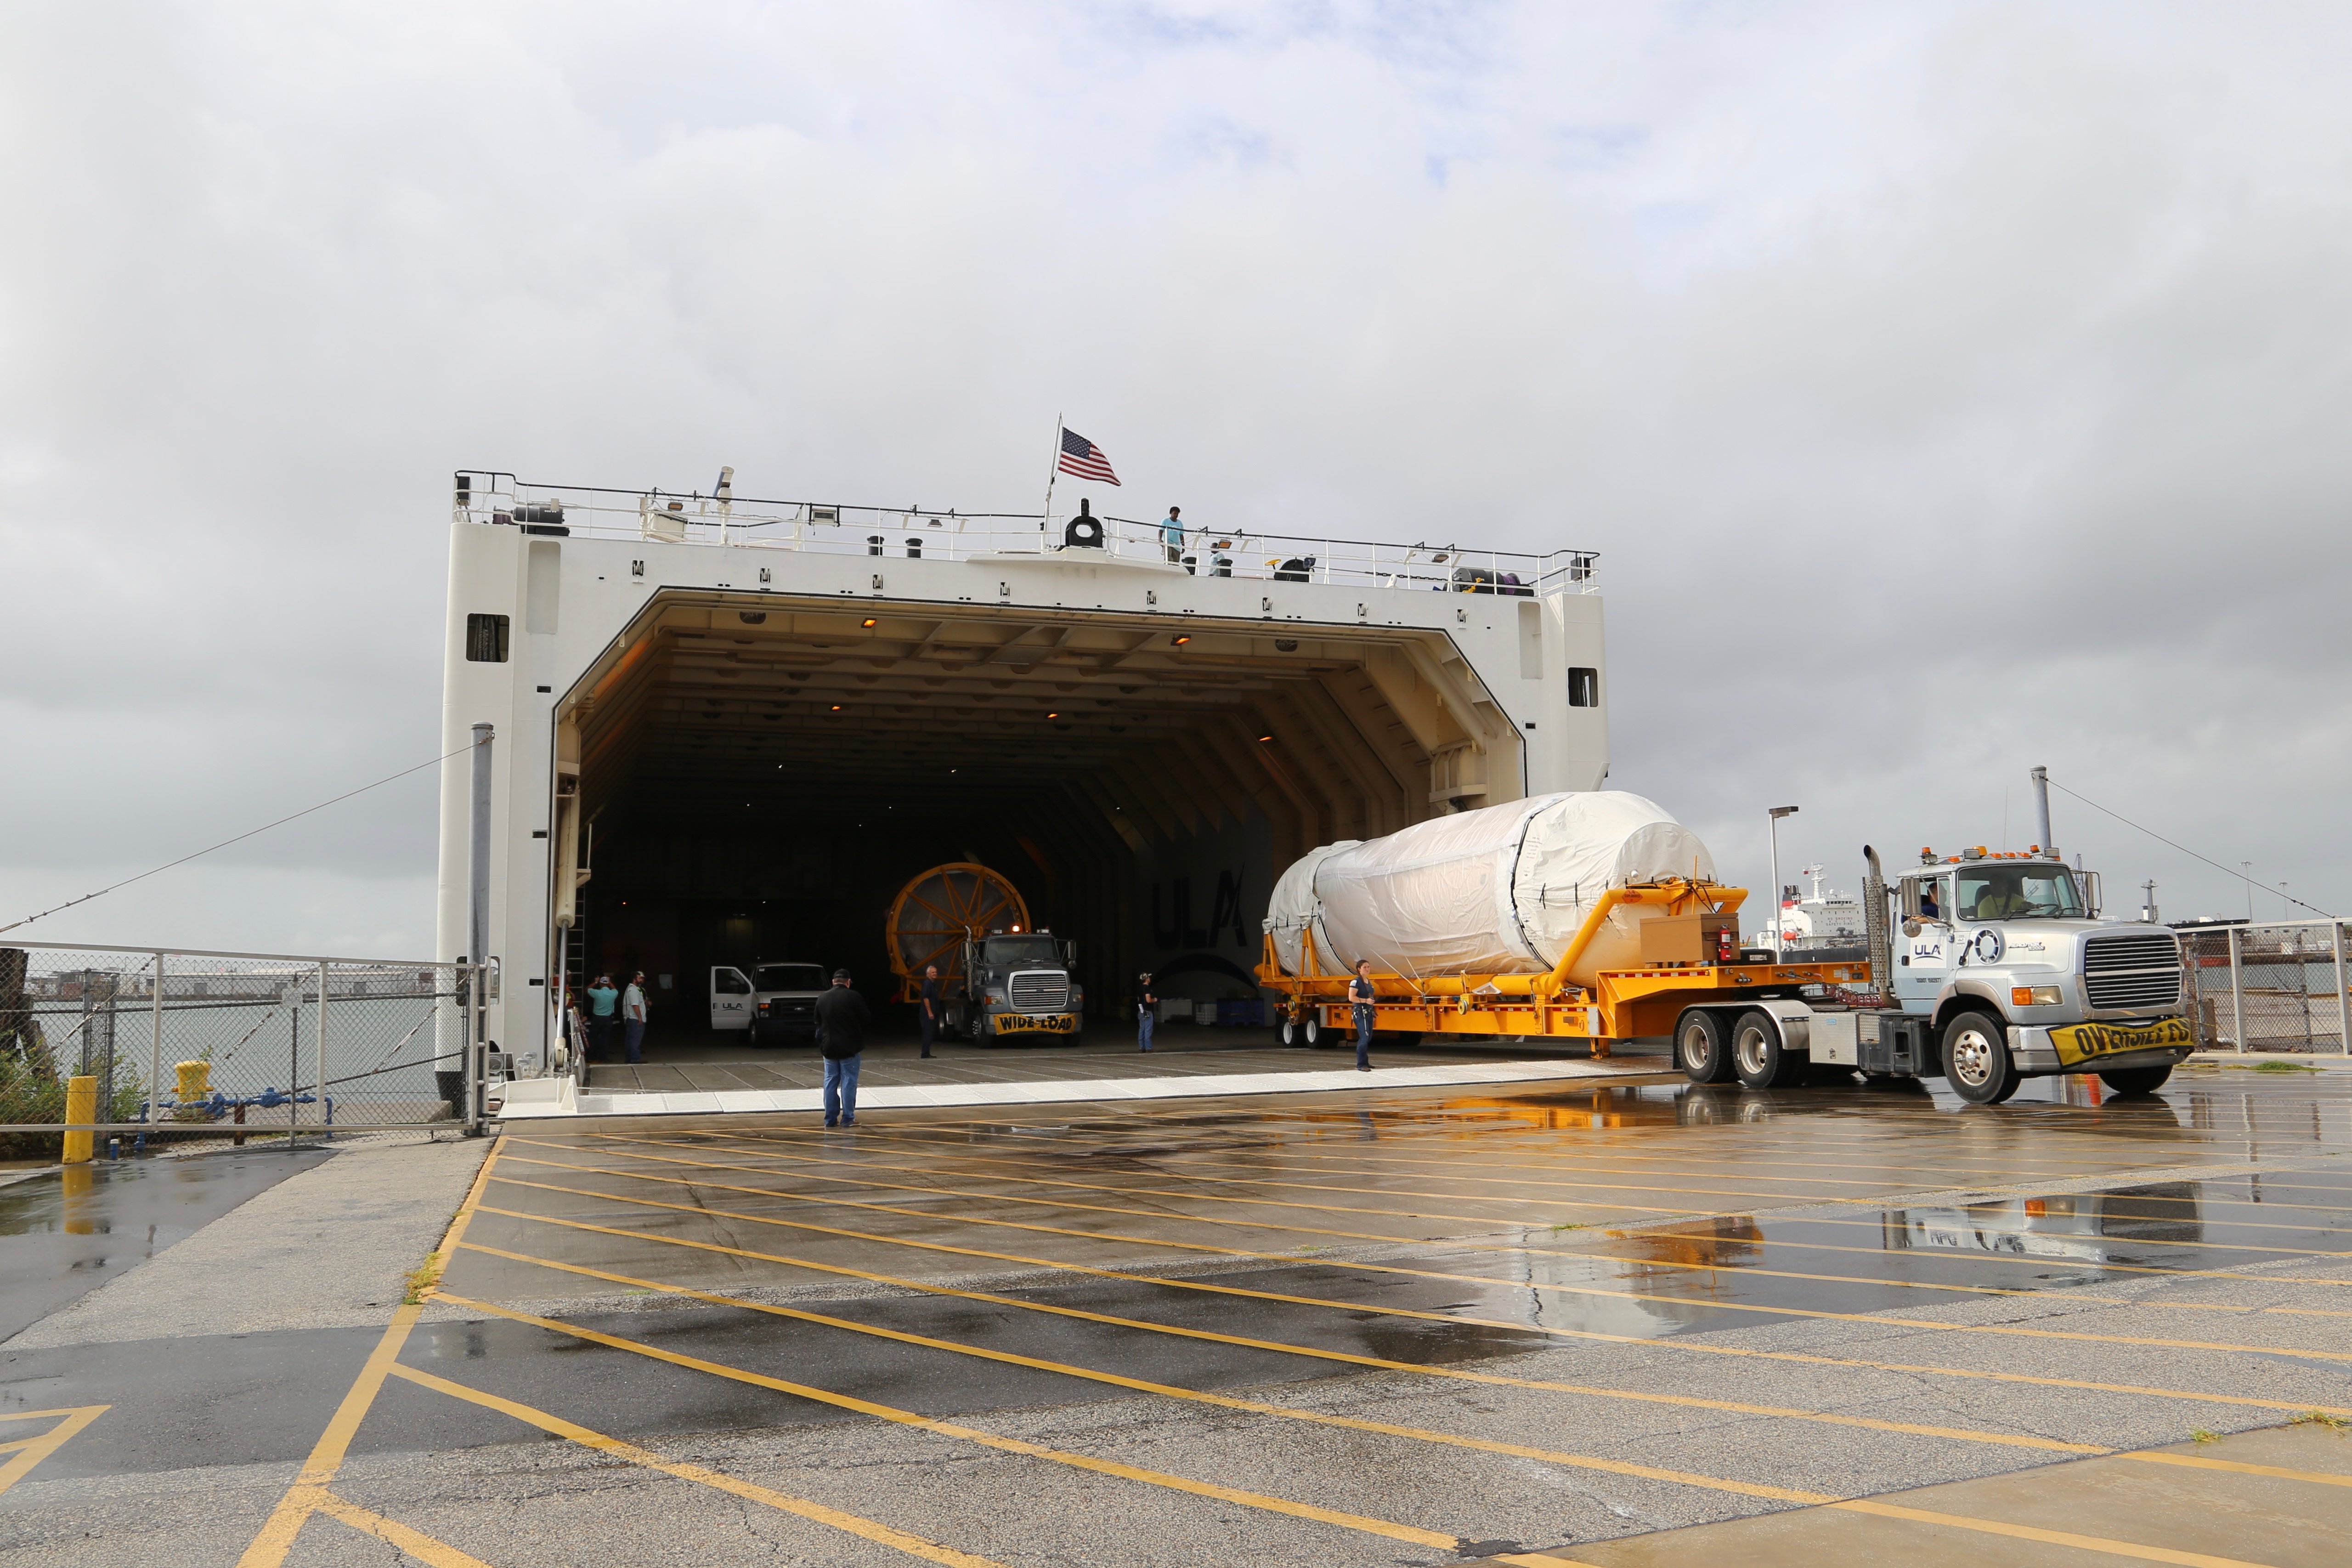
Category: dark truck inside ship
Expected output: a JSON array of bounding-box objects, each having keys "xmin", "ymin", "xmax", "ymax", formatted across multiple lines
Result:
[{"xmin": 552, "ymin": 597, "xmax": 1524, "ymax": 1059}]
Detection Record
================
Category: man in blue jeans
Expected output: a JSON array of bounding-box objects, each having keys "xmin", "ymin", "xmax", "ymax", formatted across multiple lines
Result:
[
  {"xmin": 1136, "ymin": 973, "xmax": 1159, "ymax": 1053},
  {"xmin": 1349, "ymin": 958, "xmax": 1377, "ymax": 1071},
  {"xmin": 815, "ymin": 968, "xmax": 871, "ymax": 1127}
]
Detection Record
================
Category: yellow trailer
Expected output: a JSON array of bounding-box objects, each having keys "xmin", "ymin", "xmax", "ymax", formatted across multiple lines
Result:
[{"xmin": 1255, "ymin": 878, "xmax": 1871, "ymax": 1058}]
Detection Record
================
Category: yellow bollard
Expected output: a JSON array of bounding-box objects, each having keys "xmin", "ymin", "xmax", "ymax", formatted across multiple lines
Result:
[
  {"xmin": 62, "ymin": 1075, "xmax": 97, "ymax": 1164},
  {"xmin": 174, "ymin": 1060, "xmax": 211, "ymax": 1120}
]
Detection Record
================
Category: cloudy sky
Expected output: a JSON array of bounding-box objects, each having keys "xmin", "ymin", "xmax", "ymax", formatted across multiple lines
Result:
[{"xmin": 4, "ymin": 0, "xmax": 2346, "ymax": 957}]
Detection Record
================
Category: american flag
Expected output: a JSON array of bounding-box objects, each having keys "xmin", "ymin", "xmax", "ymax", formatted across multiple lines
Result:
[{"xmin": 1057, "ymin": 427, "xmax": 1120, "ymax": 485}]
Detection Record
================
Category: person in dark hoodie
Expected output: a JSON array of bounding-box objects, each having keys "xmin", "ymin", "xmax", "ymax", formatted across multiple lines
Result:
[{"xmin": 815, "ymin": 969, "xmax": 872, "ymax": 1128}]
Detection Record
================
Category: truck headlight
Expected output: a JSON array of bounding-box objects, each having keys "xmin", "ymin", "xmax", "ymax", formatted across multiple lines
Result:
[{"xmin": 2011, "ymin": 986, "xmax": 2062, "ymax": 1007}]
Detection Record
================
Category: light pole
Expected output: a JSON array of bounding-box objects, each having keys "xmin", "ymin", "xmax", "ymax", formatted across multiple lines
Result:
[
  {"xmin": 2243, "ymin": 862, "xmax": 2254, "ymax": 922},
  {"xmin": 1767, "ymin": 806, "xmax": 1800, "ymax": 957}
]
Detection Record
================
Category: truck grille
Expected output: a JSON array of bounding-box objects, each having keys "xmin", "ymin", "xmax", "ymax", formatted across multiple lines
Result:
[
  {"xmin": 1008, "ymin": 971, "xmax": 1069, "ymax": 1013},
  {"xmin": 2082, "ymin": 932, "xmax": 2182, "ymax": 1010}
]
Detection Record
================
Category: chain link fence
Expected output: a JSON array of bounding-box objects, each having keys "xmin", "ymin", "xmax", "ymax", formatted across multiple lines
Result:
[
  {"xmin": 2180, "ymin": 920, "xmax": 2350, "ymax": 1054},
  {"xmin": 0, "ymin": 941, "xmax": 486, "ymax": 1159}
]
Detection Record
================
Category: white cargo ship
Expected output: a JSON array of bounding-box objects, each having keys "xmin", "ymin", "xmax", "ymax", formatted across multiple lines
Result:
[{"xmin": 433, "ymin": 472, "xmax": 1609, "ymax": 1070}]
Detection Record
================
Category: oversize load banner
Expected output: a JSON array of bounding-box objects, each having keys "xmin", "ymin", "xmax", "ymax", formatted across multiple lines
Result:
[
  {"xmin": 994, "ymin": 1013, "xmax": 1077, "ymax": 1034},
  {"xmin": 2051, "ymin": 1016, "xmax": 2191, "ymax": 1066}
]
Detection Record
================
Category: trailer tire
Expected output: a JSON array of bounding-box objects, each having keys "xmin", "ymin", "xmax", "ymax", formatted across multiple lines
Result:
[
  {"xmin": 1732, "ymin": 1009, "xmax": 1803, "ymax": 1090},
  {"xmin": 1304, "ymin": 1013, "xmax": 1329, "ymax": 1049},
  {"xmin": 1943, "ymin": 1011, "xmax": 2020, "ymax": 1105},
  {"xmin": 1280, "ymin": 1015, "xmax": 1300, "ymax": 1047},
  {"xmin": 2098, "ymin": 1064, "xmax": 2173, "ymax": 1096},
  {"xmin": 1677, "ymin": 1009, "xmax": 1736, "ymax": 1084}
]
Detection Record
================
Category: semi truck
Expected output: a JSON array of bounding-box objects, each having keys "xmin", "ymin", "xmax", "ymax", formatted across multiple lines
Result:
[
  {"xmin": 1676, "ymin": 840, "xmax": 2192, "ymax": 1103},
  {"xmin": 1255, "ymin": 771, "xmax": 2192, "ymax": 1104},
  {"xmin": 884, "ymin": 862, "xmax": 1086, "ymax": 1045}
]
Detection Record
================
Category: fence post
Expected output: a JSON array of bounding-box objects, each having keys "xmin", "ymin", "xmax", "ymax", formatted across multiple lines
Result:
[
  {"xmin": 148, "ymin": 952, "xmax": 164, "ymax": 1147},
  {"xmin": 2335, "ymin": 921, "xmax": 2349, "ymax": 1059},
  {"xmin": 466, "ymin": 962, "xmax": 485, "ymax": 1136},
  {"xmin": 316, "ymin": 960, "xmax": 330, "ymax": 1143},
  {"xmin": 2228, "ymin": 925, "xmax": 2245, "ymax": 1053}
]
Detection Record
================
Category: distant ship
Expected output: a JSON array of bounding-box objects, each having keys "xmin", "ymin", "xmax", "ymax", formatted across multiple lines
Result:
[{"xmin": 1763, "ymin": 864, "xmax": 1868, "ymax": 959}]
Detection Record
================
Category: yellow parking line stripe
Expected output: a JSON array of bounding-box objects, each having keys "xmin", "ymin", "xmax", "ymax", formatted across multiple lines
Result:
[
  {"xmin": 385, "ymin": 1364, "xmax": 1011, "ymax": 1568},
  {"xmin": 458, "ymin": 1231, "xmax": 2105, "ymax": 1457},
  {"xmin": 619, "ymin": 1132, "xmax": 2352, "ymax": 1260},
  {"xmin": 527, "ymin": 1142, "xmax": 2345, "ymax": 1319},
  {"xmin": 313, "ymin": 1493, "xmax": 497, "ymax": 1568},
  {"xmin": 0, "ymin": 1406, "xmax": 108, "ymax": 1498},
  {"xmin": 769, "ymin": 1120, "xmax": 2160, "ymax": 1199},
  {"xmin": 631, "ymin": 1129, "xmax": 2352, "ymax": 1243},
  {"xmin": 561, "ymin": 1135, "xmax": 2352, "ymax": 1294},
  {"xmin": 449, "ymin": 1241, "xmax": 1866, "ymax": 1493},
  {"xmin": 679, "ymin": 1129, "xmax": 1894, "ymax": 1212},
  {"xmin": 788, "ymin": 1104, "xmax": 2246, "ymax": 1169},
  {"xmin": 2123, "ymin": 1450, "xmax": 2352, "ymax": 1486},
  {"xmin": 1137, "ymin": 1143, "xmax": 2352, "ymax": 1215},
  {"xmin": 1565, "ymin": 1228, "xmax": 2352, "ymax": 1293},
  {"xmin": 418, "ymin": 1298, "xmax": 1604, "ymax": 1568},
  {"xmin": 236, "ymin": 1141, "xmax": 501, "ymax": 1568},
  {"xmin": 472, "ymin": 1179, "xmax": 2352, "ymax": 1415},
  {"xmin": 1826, "ymin": 1497, "xmax": 2275, "ymax": 1566},
  {"xmin": 722, "ymin": 1133, "xmax": 2352, "ymax": 1234},
  {"xmin": 486, "ymin": 1161, "xmax": 2352, "ymax": 1363}
]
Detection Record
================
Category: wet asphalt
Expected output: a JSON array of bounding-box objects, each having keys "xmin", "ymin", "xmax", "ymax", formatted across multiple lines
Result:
[
  {"xmin": 6, "ymin": 1062, "xmax": 2352, "ymax": 1565},
  {"xmin": 0, "ymin": 1149, "xmax": 326, "ymax": 1342}
]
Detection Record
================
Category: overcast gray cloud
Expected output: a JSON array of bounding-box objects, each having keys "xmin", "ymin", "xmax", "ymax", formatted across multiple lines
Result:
[{"xmin": 4, "ymin": 0, "xmax": 2347, "ymax": 954}]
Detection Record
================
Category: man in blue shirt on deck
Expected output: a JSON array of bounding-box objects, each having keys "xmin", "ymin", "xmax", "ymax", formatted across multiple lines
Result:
[{"xmin": 1161, "ymin": 506, "xmax": 1186, "ymax": 565}]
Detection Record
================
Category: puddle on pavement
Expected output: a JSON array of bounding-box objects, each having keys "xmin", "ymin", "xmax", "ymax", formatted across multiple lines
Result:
[{"xmin": 0, "ymin": 1149, "xmax": 328, "ymax": 1341}]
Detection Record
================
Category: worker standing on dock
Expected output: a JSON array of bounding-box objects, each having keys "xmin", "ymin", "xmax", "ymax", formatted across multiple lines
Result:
[
  {"xmin": 1349, "ymin": 959, "xmax": 1376, "ymax": 1071},
  {"xmin": 918, "ymin": 964, "xmax": 940, "ymax": 1058},
  {"xmin": 817, "ymin": 970, "xmax": 871, "ymax": 1127}
]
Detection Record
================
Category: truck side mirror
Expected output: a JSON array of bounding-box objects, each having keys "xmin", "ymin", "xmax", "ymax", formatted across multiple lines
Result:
[
  {"xmin": 1063, "ymin": 940, "xmax": 1078, "ymax": 968},
  {"xmin": 2083, "ymin": 871, "xmax": 2101, "ymax": 918}
]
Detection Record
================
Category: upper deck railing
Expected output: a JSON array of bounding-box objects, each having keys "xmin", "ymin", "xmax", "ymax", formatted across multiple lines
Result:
[{"xmin": 453, "ymin": 472, "xmax": 1598, "ymax": 597}]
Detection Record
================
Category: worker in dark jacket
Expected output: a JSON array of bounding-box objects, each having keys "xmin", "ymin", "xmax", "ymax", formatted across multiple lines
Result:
[{"xmin": 815, "ymin": 969, "xmax": 872, "ymax": 1127}]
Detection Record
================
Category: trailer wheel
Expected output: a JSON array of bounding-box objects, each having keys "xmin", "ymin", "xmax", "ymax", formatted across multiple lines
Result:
[
  {"xmin": 1677, "ymin": 1010, "xmax": 1736, "ymax": 1084},
  {"xmin": 2098, "ymin": 1064, "xmax": 2173, "ymax": 1096},
  {"xmin": 1304, "ymin": 1013, "xmax": 1329, "ymax": 1048},
  {"xmin": 1942, "ymin": 1011, "xmax": 2020, "ymax": 1105},
  {"xmin": 1280, "ymin": 1015, "xmax": 1300, "ymax": 1047},
  {"xmin": 1732, "ymin": 1010, "xmax": 1803, "ymax": 1090}
]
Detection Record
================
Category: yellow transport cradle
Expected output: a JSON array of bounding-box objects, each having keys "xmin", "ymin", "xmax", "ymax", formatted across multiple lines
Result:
[{"xmin": 1255, "ymin": 880, "xmax": 1871, "ymax": 1059}]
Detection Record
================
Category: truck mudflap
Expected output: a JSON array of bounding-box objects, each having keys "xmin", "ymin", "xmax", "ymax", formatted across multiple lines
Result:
[
  {"xmin": 2010, "ymin": 1017, "xmax": 2193, "ymax": 1074},
  {"xmin": 992, "ymin": 1012, "xmax": 1079, "ymax": 1036}
]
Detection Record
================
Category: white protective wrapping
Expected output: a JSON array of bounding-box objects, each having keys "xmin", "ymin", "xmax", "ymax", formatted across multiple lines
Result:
[
  {"xmin": 1265, "ymin": 840, "xmax": 1358, "ymax": 975},
  {"xmin": 1266, "ymin": 792, "xmax": 1715, "ymax": 986}
]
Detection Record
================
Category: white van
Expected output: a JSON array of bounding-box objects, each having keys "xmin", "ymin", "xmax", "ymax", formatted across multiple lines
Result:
[{"xmin": 710, "ymin": 961, "xmax": 829, "ymax": 1046}]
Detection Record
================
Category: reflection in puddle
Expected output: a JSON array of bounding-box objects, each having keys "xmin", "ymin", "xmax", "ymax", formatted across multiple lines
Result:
[{"xmin": 1884, "ymin": 1183, "xmax": 2205, "ymax": 1262}]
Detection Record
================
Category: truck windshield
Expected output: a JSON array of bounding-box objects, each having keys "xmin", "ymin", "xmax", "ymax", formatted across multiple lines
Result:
[
  {"xmin": 983, "ymin": 937, "xmax": 1061, "ymax": 966},
  {"xmin": 754, "ymin": 964, "xmax": 826, "ymax": 991},
  {"xmin": 1955, "ymin": 866, "xmax": 2084, "ymax": 921}
]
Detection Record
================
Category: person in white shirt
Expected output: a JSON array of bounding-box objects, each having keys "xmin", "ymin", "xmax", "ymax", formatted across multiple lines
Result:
[{"xmin": 622, "ymin": 973, "xmax": 649, "ymax": 1064}]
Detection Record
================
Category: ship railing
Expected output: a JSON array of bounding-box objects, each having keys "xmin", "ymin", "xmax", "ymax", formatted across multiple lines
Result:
[{"xmin": 451, "ymin": 473, "xmax": 1599, "ymax": 597}]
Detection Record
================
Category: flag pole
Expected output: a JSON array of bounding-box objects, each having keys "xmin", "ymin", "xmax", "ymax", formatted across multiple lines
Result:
[{"xmin": 1040, "ymin": 411, "xmax": 1062, "ymax": 543}]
